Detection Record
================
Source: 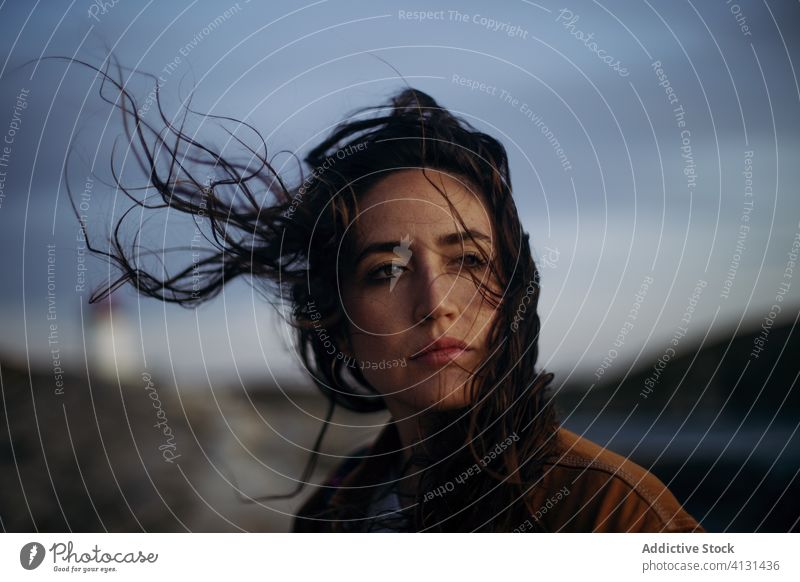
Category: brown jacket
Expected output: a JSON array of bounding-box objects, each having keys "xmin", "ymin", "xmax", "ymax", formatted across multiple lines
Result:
[{"xmin": 292, "ymin": 423, "xmax": 705, "ymax": 533}]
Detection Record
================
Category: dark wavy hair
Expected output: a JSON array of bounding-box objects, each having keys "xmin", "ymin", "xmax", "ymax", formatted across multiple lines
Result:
[{"xmin": 69, "ymin": 59, "xmax": 559, "ymax": 532}]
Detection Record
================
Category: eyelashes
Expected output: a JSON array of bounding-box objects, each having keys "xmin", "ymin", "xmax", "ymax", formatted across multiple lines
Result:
[
  {"xmin": 460, "ymin": 251, "xmax": 488, "ymax": 269},
  {"xmin": 365, "ymin": 252, "xmax": 488, "ymax": 283},
  {"xmin": 367, "ymin": 262, "xmax": 406, "ymax": 280}
]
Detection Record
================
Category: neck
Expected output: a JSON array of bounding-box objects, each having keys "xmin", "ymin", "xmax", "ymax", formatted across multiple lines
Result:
[
  {"xmin": 384, "ymin": 401, "xmax": 468, "ymax": 509},
  {"xmin": 384, "ymin": 401, "xmax": 432, "ymax": 508}
]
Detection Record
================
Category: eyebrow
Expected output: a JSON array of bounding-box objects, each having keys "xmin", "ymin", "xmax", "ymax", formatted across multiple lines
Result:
[{"xmin": 353, "ymin": 229, "xmax": 492, "ymax": 266}]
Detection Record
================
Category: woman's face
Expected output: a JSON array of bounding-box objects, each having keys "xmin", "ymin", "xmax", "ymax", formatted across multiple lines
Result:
[{"xmin": 339, "ymin": 169, "xmax": 500, "ymax": 417}]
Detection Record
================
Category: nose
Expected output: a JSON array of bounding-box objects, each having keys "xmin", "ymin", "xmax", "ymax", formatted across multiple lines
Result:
[{"xmin": 411, "ymin": 265, "xmax": 460, "ymax": 324}]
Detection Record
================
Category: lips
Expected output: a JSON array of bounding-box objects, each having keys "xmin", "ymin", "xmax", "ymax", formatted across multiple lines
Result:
[{"xmin": 410, "ymin": 337, "xmax": 471, "ymax": 366}]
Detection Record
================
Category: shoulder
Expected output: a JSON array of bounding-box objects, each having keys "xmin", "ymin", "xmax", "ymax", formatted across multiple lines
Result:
[{"xmin": 526, "ymin": 428, "xmax": 705, "ymax": 532}]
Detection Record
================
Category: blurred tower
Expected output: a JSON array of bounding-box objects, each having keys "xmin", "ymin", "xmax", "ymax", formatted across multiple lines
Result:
[{"xmin": 89, "ymin": 296, "xmax": 140, "ymax": 382}]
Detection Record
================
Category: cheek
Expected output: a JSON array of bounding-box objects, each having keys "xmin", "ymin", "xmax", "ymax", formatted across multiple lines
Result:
[
  {"xmin": 343, "ymin": 295, "xmax": 403, "ymax": 362},
  {"xmin": 458, "ymin": 291, "xmax": 499, "ymax": 341},
  {"xmin": 343, "ymin": 290, "xmax": 408, "ymax": 335},
  {"xmin": 349, "ymin": 333, "xmax": 398, "ymax": 364},
  {"xmin": 347, "ymin": 334, "xmax": 414, "ymax": 399}
]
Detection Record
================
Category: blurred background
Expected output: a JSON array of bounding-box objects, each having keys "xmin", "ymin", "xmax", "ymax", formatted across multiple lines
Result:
[{"xmin": 0, "ymin": 0, "xmax": 798, "ymax": 532}]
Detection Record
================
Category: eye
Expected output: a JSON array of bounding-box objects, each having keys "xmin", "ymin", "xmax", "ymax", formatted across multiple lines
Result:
[
  {"xmin": 457, "ymin": 252, "xmax": 488, "ymax": 269},
  {"xmin": 367, "ymin": 261, "xmax": 409, "ymax": 281}
]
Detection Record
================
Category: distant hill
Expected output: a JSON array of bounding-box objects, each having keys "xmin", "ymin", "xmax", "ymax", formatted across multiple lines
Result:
[{"xmin": 553, "ymin": 314, "xmax": 800, "ymax": 532}]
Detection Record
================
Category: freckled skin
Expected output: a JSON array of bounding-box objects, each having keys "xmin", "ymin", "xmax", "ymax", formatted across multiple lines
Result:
[{"xmin": 339, "ymin": 169, "xmax": 499, "ymax": 423}]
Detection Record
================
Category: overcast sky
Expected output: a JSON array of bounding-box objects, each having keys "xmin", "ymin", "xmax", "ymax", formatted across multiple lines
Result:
[{"xmin": 0, "ymin": 0, "xmax": 798, "ymax": 390}]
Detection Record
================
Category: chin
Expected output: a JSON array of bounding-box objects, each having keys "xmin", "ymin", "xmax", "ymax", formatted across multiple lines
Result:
[{"xmin": 393, "ymin": 377, "xmax": 475, "ymax": 412}]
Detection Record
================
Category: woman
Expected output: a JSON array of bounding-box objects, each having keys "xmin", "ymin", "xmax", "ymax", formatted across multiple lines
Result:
[{"xmin": 77, "ymin": 70, "xmax": 703, "ymax": 532}]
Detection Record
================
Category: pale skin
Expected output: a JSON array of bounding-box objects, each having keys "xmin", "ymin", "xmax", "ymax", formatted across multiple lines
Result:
[{"xmin": 337, "ymin": 169, "xmax": 501, "ymax": 502}]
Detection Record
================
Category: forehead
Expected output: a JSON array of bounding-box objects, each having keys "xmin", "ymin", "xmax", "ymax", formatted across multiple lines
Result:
[{"xmin": 352, "ymin": 169, "xmax": 493, "ymax": 241}]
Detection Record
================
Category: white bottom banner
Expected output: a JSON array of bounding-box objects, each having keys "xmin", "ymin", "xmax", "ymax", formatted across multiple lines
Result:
[{"xmin": 1, "ymin": 533, "xmax": 796, "ymax": 580}]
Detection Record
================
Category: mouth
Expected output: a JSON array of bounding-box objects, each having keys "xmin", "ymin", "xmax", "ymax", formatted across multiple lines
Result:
[{"xmin": 410, "ymin": 337, "xmax": 471, "ymax": 366}]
